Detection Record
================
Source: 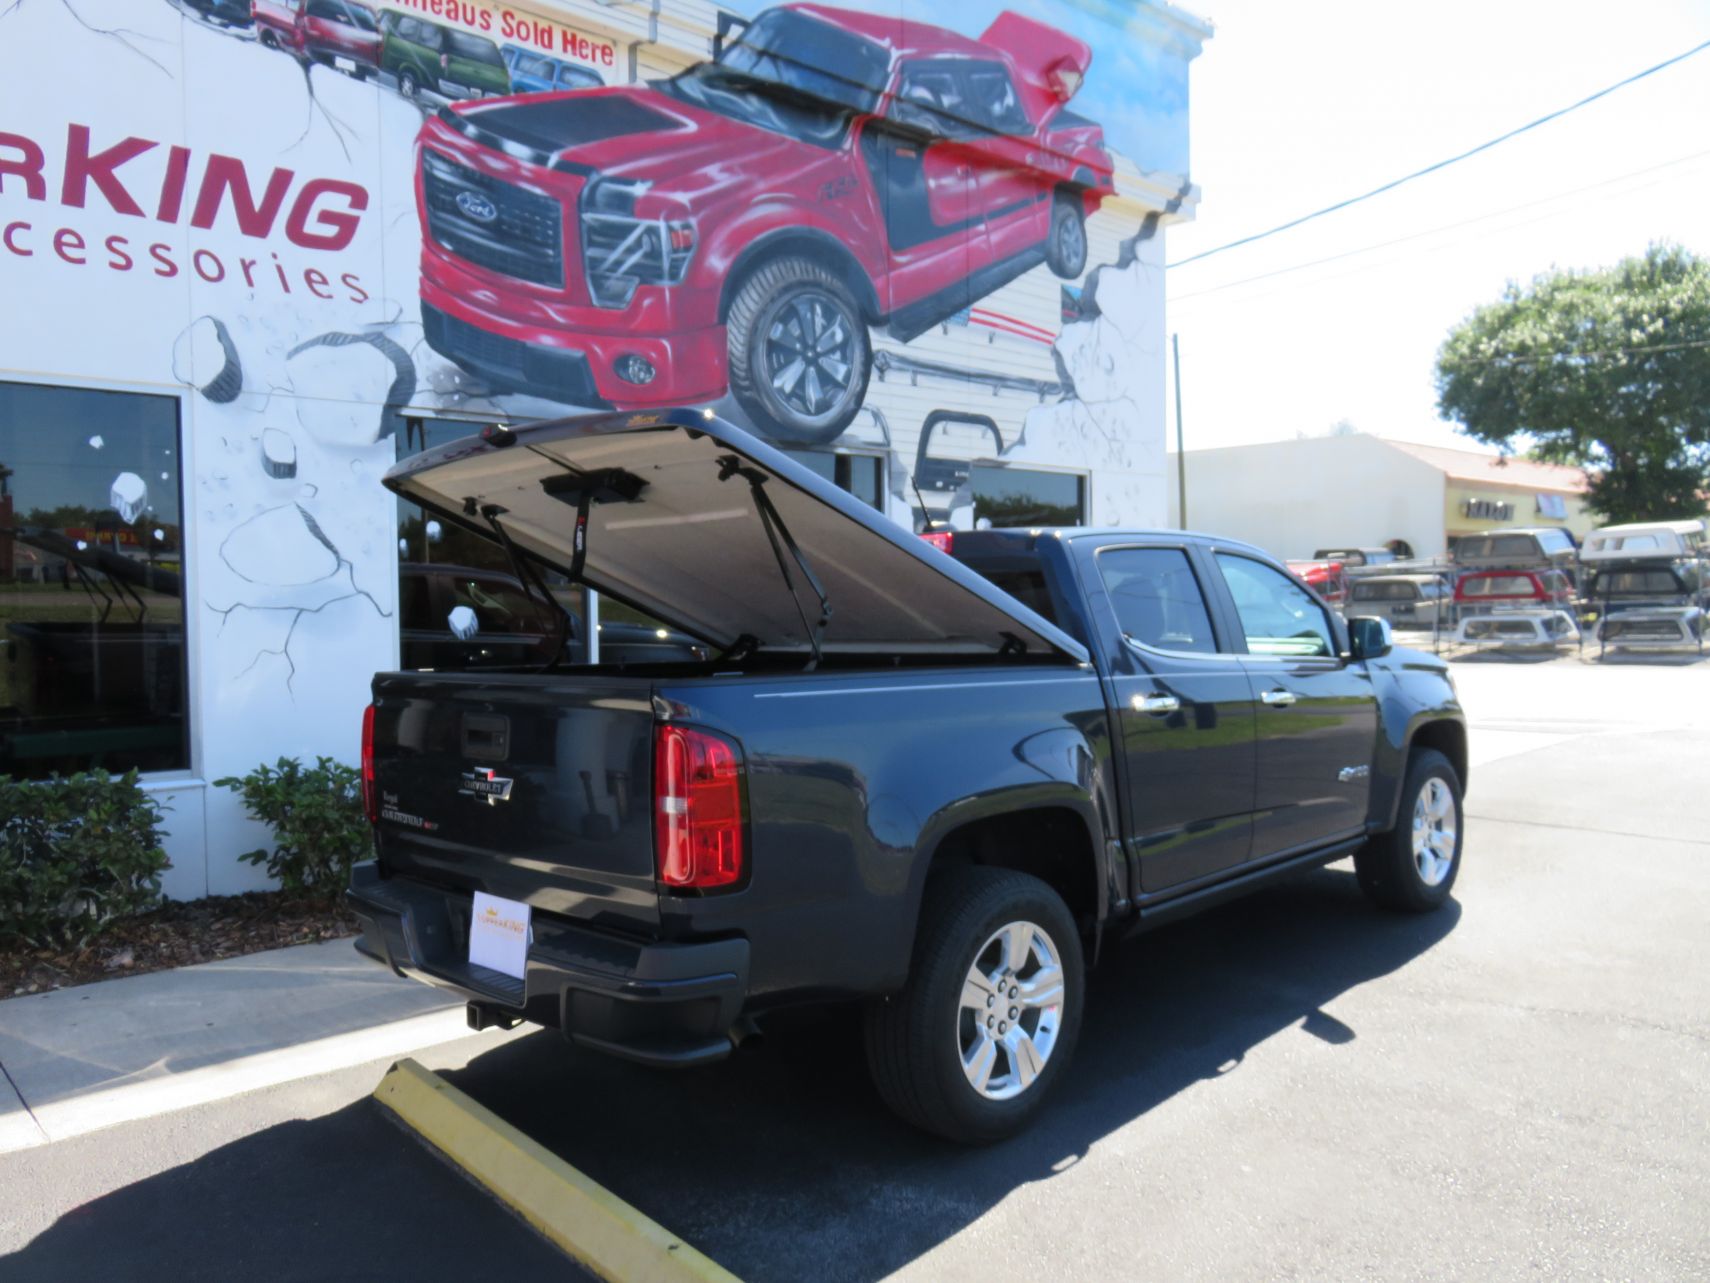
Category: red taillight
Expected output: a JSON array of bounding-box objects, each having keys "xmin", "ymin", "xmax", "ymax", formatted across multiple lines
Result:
[
  {"xmin": 919, "ymin": 530, "xmax": 954, "ymax": 554},
  {"xmin": 361, "ymin": 703, "xmax": 378, "ymax": 825},
  {"xmin": 654, "ymin": 724, "xmax": 744, "ymax": 890}
]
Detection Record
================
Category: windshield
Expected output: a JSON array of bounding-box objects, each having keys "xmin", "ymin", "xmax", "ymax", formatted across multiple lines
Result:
[
  {"xmin": 665, "ymin": 10, "xmax": 889, "ymax": 146},
  {"xmin": 1588, "ymin": 568, "xmax": 1688, "ymax": 597}
]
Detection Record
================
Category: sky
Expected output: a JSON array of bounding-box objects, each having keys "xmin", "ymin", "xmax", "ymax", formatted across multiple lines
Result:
[{"xmin": 1162, "ymin": 0, "xmax": 1710, "ymax": 455}]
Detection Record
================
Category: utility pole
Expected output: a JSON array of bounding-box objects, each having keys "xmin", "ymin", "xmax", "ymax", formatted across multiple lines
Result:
[{"xmin": 1171, "ymin": 333, "xmax": 1187, "ymax": 529}]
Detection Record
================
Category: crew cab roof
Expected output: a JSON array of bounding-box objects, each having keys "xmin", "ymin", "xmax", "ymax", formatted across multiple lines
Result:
[{"xmin": 384, "ymin": 410, "xmax": 1088, "ymax": 664}]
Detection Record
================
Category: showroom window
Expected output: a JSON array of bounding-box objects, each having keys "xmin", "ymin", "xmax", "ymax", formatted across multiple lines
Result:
[
  {"xmin": 783, "ymin": 449, "xmax": 884, "ymax": 510},
  {"xmin": 971, "ymin": 465, "xmax": 1085, "ymax": 528},
  {"xmin": 394, "ymin": 418, "xmax": 697, "ymax": 670},
  {"xmin": 0, "ymin": 381, "xmax": 188, "ymax": 778}
]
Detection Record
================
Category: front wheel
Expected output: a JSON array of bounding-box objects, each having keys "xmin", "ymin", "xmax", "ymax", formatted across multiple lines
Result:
[
  {"xmin": 398, "ymin": 67, "xmax": 420, "ymax": 100},
  {"xmin": 864, "ymin": 867, "xmax": 1084, "ymax": 1144},
  {"xmin": 726, "ymin": 256, "xmax": 870, "ymax": 444},
  {"xmin": 1354, "ymin": 748, "xmax": 1463, "ymax": 912}
]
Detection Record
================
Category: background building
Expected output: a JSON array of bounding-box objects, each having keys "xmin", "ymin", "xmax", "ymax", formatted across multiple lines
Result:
[
  {"xmin": 0, "ymin": 0, "xmax": 1208, "ymax": 895},
  {"xmin": 1168, "ymin": 435, "xmax": 1592, "ymax": 561}
]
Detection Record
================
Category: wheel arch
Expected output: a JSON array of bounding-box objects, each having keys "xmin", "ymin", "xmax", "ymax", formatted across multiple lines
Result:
[
  {"xmin": 718, "ymin": 229, "xmax": 882, "ymax": 326},
  {"xmin": 909, "ymin": 798, "xmax": 1107, "ymax": 966}
]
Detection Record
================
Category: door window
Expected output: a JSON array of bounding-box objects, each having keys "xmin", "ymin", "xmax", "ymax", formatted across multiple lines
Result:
[
  {"xmin": 889, "ymin": 63, "xmax": 973, "ymax": 138},
  {"xmin": 1098, "ymin": 547, "xmax": 1218, "ymax": 655},
  {"xmin": 960, "ymin": 61, "xmax": 1030, "ymax": 134},
  {"xmin": 1215, "ymin": 554, "xmax": 1336, "ymax": 658}
]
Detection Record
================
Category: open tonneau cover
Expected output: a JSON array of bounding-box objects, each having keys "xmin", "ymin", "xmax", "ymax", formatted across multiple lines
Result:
[{"xmin": 383, "ymin": 409, "xmax": 1088, "ymax": 664}]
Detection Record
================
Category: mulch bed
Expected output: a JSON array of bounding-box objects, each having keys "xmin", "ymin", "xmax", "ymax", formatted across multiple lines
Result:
[{"xmin": 1, "ymin": 891, "xmax": 359, "ymax": 998}]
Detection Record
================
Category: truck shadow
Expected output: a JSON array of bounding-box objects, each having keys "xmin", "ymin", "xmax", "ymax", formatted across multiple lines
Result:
[
  {"xmin": 442, "ymin": 864, "xmax": 1459, "ymax": 1282},
  {"xmin": 1, "ymin": 867, "xmax": 1456, "ymax": 1283}
]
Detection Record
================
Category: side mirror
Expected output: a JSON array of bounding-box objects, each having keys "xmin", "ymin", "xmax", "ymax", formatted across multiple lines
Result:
[{"xmin": 1348, "ymin": 615, "xmax": 1393, "ymax": 660}]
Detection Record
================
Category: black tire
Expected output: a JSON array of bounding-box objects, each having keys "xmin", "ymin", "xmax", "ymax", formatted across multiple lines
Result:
[
  {"xmin": 399, "ymin": 68, "xmax": 420, "ymax": 100},
  {"xmin": 1044, "ymin": 192, "xmax": 1088, "ymax": 279},
  {"xmin": 259, "ymin": 29, "xmax": 279, "ymax": 50},
  {"xmin": 864, "ymin": 867, "xmax": 1084, "ymax": 1144},
  {"xmin": 1354, "ymin": 748, "xmax": 1463, "ymax": 912},
  {"xmin": 726, "ymin": 255, "xmax": 870, "ymax": 444}
]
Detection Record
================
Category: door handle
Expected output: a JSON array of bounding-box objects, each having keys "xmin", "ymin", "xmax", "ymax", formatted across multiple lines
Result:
[
  {"xmin": 1260, "ymin": 688, "xmax": 1297, "ymax": 707},
  {"xmin": 1132, "ymin": 692, "xmax": 1180, "ymax": 715}
]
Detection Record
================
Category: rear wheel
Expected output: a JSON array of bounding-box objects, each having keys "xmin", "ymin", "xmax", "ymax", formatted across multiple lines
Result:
[
  {"xmin": 259, "ymin": 28, "xmax": 279, "ymax": 50},
  {"xmin": 1354, "ymin": 748, "xmax": 1463, "ymax": 912},
  {"xmin": 399, "ymin": 67, "xmax": 420, "ymax": 100},
  {"xmin": 1044, "ymin": 192, "xmax": 1088, "ymax": 279},
  {"xmin": 864, "ymin": 867, "xmax": 1083, "ymax": 1144}
]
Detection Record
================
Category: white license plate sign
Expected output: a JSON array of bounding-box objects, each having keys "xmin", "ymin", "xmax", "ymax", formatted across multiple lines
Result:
[
  {"xmin": 469, "ymin": 891, "xmax": 530, "ymax": 980},
  {"xmin": 334, "ymin": 55, "xmax": 356, "ymax": 72}
]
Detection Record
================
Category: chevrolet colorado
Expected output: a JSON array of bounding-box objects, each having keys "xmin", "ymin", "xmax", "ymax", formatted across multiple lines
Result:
[{"xmin": 348, "ymin": 408, "xmax": 1466, "ymax": 1142}]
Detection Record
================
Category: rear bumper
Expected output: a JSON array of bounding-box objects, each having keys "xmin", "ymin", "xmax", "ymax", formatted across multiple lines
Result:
[{"xmin": 346, "ymin": 861, "xmax": 748, "ymax": 1068}]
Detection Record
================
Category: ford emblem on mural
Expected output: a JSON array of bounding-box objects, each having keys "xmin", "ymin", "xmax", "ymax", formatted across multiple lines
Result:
[{"xmin": 453, "ymin": 190, "xmax": 501, "ymax": 225}]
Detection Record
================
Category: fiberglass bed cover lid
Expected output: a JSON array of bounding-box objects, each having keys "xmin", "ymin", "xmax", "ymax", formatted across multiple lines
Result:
[{"xmin": 384, "ymin": 409, "xmax": 1088, "ymax": 662}]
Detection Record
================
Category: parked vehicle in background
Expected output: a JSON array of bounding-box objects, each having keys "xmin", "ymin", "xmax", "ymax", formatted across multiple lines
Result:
[
  {"xmin": 1286, "ymin": 559, "xmax": 1349, "ymax": 608},
  {"xmin": 252, "ymin": 0, "xmax": 380, "ymax": 77},
  {"xmin": 503, "ymin": 44, "xmax": 605, "ymax": 93},
  {"xmin": 1452, "ymin": 527, "xmax": 1578, "ymax": 582},
  {"xmin": 1451, "ymin": 568, "xmax": 1578, "ymax": 647},
  {"xmin": 185, "ymin": 0, "xmax": 253, "ymax": 26},
  {"xmin": 381, "ymin": 11, "xmax": 510, "ymax": 101},
  {"xmin": 1312, "ymin": 547, "xmax": 1396, "ymax": 569},
  {"xmin": 413, "ymin": 4, "xmax": 1115, "ymax": 441},
  {"xmin": 1347, "ymin": 573, "xmax": 1450, "ymax": 630},
  {"xmin": 1579, "ymin": 519, "xmax": 1706, "ymax": 562},
  {"xmin": 1580, "ymin": 522, "xmax": 1707, "ymax": 655},
  {"xmin": 348, "ymin": 408, "xmax": 1467, "ymax": 1144}
]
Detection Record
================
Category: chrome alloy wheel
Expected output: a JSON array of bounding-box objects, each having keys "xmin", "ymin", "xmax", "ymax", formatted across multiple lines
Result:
[
  {"xmin": 1412, "ymin": 777, "xmax": 1457, "ymax": 886},
  {"xmin": 760, "ymin": 289, "xmax": 858, "ymax": 426},
  {"xmin": 958, "ymin": 920, "xmax": 1066, "ymax": 1102}
]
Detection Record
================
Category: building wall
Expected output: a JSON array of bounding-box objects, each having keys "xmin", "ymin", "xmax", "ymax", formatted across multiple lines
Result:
[
  {"xmin": 0, "ymin": 0, "xmax": 1206, "ymax": 895},
  {"xmin": 1168, "ymin": 436, "xmax": 1449, "ymax": 561},
  {"xmin": 1443, "ymin": 481, "xmax": 1596, "ymax": 543}
]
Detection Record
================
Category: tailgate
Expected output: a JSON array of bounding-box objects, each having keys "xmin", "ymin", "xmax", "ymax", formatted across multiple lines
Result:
[{"xmin": 369, "ymin": 671, "xmax": 660, "ymax": 933}]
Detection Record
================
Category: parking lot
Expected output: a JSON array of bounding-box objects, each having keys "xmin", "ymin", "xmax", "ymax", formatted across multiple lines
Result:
[{"xmin": 3, "ymin": 652, "xmax": 1707, "ymax": 1281}]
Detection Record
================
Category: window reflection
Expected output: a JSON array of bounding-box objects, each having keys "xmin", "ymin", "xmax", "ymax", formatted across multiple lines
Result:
[
  {"xmin": 971, "ymin": 465, "xmax": 1085, "ymax": 527},
  {"xmin": 0, "ymin": 382, "xmax": 188, "ymax": 778}
]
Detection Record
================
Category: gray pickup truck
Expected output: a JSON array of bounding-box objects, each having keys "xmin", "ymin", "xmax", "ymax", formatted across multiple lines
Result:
[{"xmin": 349, "ymin": 409, "xmax": 1467, "ymax": 1142}]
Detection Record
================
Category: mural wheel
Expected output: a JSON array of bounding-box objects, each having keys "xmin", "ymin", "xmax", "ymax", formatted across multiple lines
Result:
[
  {"xmin": 728, "ymin": 256, "xmax": 871, "ymax": 445},
  {"xmin": 399, "ymin": 68, "xmax": 420, "ymax": 99},
  {"xmin": 1045, "ymin": 194, "xmax": 1088, "ymax": 280},
  {"xmin": 259, "ymin": 28, "xmax": 279, "ymax": 50}
]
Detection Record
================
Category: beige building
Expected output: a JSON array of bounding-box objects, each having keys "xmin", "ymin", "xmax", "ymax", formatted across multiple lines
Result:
[{"xmin": 1166, "ymin": 435, "xmax": 1592, "ymax": 561}]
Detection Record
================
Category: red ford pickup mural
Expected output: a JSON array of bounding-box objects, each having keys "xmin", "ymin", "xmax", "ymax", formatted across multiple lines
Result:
[{"xmin": 414, "ymin": 3, "xmax": 1115, "ymax": 442}]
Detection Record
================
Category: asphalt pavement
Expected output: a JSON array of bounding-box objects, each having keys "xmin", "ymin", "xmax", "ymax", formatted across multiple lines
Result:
[{"xmin": 2, "ymin": 652, "xmax": 1707, "ymax": 1281}]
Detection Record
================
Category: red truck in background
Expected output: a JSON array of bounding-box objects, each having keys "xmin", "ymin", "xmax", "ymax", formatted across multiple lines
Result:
[
  {"xmin": 252, "ymin": 0, "xmax": 381, "ymax": 78},
  {"xmin": 413, "ymin": 4, "xmax": 1115, "ymax": 442}
]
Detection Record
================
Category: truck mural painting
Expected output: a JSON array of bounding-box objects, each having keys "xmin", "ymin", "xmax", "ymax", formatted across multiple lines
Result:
[
  {"xmin": 414, "ymin": 4, "xmax": 1114, "ymax": 444},
  {"xmin": 0, "ymin": 0, "xmax": 1205, "ymax": 895}
]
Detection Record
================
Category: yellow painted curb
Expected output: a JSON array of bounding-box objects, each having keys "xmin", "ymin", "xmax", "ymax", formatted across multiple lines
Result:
[{"xmin": 374, "ymin": 1058, "xmax": 741, "ymax": 1283}]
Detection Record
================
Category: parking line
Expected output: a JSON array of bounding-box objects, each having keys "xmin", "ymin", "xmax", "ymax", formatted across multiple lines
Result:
[{"xmin": 374, "ymin": 1058, "xmax": 741, "ymax": 1283}]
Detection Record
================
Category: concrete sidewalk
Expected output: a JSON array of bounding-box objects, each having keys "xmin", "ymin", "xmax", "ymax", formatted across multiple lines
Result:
[{"xmin": 0, "ymin": 936, "xmax": 466, "ymax": 1153}]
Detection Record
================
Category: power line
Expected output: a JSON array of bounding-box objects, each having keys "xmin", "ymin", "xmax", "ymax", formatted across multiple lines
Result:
[
  {"xmin": 1168, "ymin": 37, "xmax": 1710, "ymax": 270},
  {"xmin": 1167, "ymin": 148, "xmax": 1710, "ymax": 303},
  {"xmin": 1465, "ymin": 337, "xmax": 1710, "ymax": 367}
]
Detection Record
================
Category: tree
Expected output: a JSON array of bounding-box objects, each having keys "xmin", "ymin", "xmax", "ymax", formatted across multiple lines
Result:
[{"xmin": 1435, "ymin": 243, "xmax": 1710, "ymax": 523}]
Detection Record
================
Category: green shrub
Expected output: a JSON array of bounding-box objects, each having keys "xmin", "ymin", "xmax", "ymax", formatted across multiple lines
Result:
[
  {"xmin": 215, "ymin": 757, "xmax": 369, "ymax": 899},
  {"xmin": 0, "ymin": 770, "xmax": 171, "ymax": 949}
]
